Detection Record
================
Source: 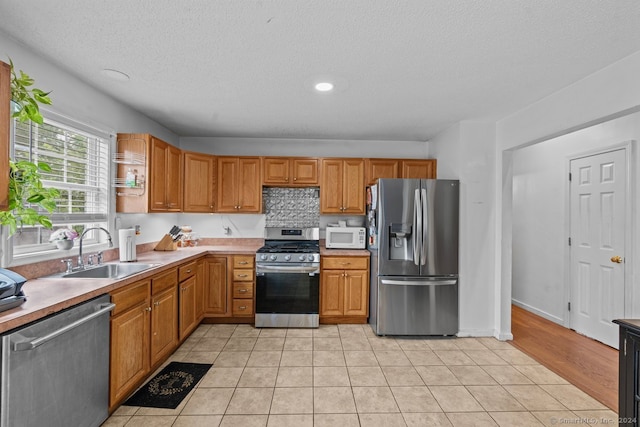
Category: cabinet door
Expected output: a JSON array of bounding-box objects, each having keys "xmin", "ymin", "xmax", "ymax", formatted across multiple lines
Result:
[
  {"xmin": 343, "ymin": 270, "xmax": 369, "ymax": 316},
  {"xmin": 263, "ymin": 157, "xmax": 290, "ymax": 185},
  {"xmin": 0, "ymin": 61, "xmax": 9, "ymax": 211},
  {"xmin": 149, "ymin": 137, "xmax": 169, "ymax": 211},
  {"xmin": 165, "ymin": 144, "xmax": 183, "ymax": 211},
  {"xmin": 342, "ymin": 159, "xmax": 365, "ymax": 214},
  {"xmin": 205, "ymin": 256, "xmax": 230, "ymax": 315},
  {"xmin": 179, "ymin": 276, "xmax": 198, "ymax": 340},
  {"xmin": 238, "ymin": 157, "xmax": 261, "ymax": 212},
  {"xmin": 320, "ymin": 159, "xmax": 344, "ymax": 213},
  {"xmin": 402, "ymin": 159, "xmax": 437, "ymax": 179},
  {"xmin": 151, "ymin": 286, "xmax": 178, "ymax": 366},
  {"xmin": 320, "ymin": 270, "xmax": 344, "ymax": 316},
  {"xmin": 216, "ymin": 157, "xmax": 239, "ymax": 212},
  {"xmin": 366, "ymin": 159, "xmax": 399, "ymax": 185},
  {"xmin": 110, "ymin": 301, "xmax": 150, "ymax": 408},
  {"xmin": 184, "ymin": 152, "xmax": 216, "ymax": 212},
  {"xmin": 195, "ymin": 260, "xmax": 205, "ymax": 320},
  {"xmin": 292, "ymin": 158, "xmax": 319, "ymax": 185}
]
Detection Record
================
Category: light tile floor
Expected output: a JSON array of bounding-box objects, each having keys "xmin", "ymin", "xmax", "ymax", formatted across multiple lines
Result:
[{"xmin": 103, "ymin": 324, "xmax": 617, "ymax": 427}]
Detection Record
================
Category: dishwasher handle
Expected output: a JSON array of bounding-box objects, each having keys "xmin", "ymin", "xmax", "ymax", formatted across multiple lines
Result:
[{"xmin": 12, "ymin": 302, "xmax": 115, "ymax": 351}]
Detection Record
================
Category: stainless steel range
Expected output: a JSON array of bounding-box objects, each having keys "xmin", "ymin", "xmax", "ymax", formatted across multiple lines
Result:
[{"xmin": 255, "ymin": 227, "xmax": 320, "ymax": 328}]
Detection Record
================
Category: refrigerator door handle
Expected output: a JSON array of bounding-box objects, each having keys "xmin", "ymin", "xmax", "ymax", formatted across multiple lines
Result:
[
  {"xmin": 381, "ymin": 279, "xmax": 457, "ymax": 286},
  {"xmin": 421, "ymin": 187, "xmax": 428, "ymax": 266},
  {"xmin": 413, "ymin": 188, "xmax": 421, "ymax": 266}
]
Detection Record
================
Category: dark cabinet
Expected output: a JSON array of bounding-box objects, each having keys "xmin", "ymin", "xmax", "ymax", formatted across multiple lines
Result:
[{"xmin": 614, "ymin": 319, "xmax": 640, "ymax": 426}]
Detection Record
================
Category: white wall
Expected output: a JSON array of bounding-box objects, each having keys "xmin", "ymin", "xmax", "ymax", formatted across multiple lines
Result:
[
  {"xmin": 180, "ymin": 137, "xmax": 429, "ymax": 158},
  {"xmin": 430, "ymin": 121, "xmax": 497, "ymax": 337},
  {"xmin": 497, "ymin": 50, "xmax": 640, "ymax": 338},
  {"xmin": 0, "ymin": 32, "xmax": 180, "ymax": 250},
  {"xmin": 512, "ymin": 113, "xmax": 640, "ymax": 323}
]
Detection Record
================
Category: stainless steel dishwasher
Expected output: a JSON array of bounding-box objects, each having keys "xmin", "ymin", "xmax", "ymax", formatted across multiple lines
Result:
[{"xmin": 0, "ymin": 294, "xmax": 114, "ymax": 427}]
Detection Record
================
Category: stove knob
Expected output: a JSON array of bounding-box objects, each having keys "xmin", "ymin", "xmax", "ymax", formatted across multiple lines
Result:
[
  {"xmin": 270, "ymin": 255, "xmax": 278, "ymax": 261},
  {"xmin": 260, "ymin": 254, "xmax": 268, "ymax": 261},
  {"xmin": 298, "ymin": 255, "xmax": 306, "ymax": 261},
  {"xmin": 308, "ymin": 254, "xmax": 315, "ymax": 261},
  {"xmin": 284, "ymin": 255, "xmax": 291, "ymax": 261}
]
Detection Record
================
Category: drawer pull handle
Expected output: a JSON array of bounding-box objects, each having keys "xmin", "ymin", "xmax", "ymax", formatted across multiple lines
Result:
[
  {"xmin": 239, "ymin": 261, "xmax": 248, "ymax": 265},
  {"xmin": 238, "ymin": 306, "xmax": 247, "ymax": 310},
  {"xmin": 237, "ymin": 274, "xmax": 248, "ymax": 278},
  {"xmin": 238, "ymin": 289, "xmax": 248, "ymax": 293},
  {"xmin": 186, "ymin": 269, "xmax": 192, "ymax": 273}
]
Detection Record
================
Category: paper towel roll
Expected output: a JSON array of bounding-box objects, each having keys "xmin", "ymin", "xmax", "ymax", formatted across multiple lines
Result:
[{"xmin": 119, "ymin": 229, "xmax": 137, "ymax": 262}]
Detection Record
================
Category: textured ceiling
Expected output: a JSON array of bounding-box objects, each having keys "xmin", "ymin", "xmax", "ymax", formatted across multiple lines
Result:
[{"xmin": 1, "ymin": 1, "xmax": 640, "ymax": 141}]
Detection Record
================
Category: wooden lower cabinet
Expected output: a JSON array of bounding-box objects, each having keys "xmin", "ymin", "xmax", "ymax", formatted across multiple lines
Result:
[
  {"xmin": 109, "ymin": 263, "xmax": 195, "ymax": 411},
  {"xmin": 202, "ymin": 254, "xmax": 255, "ymax": 322},
  {"xmin": 109, "ymin": 279, "xmax": 151, "ymax": 409},
  {"xmin": 320, "ymin": 256, "xmax": 369, "ymax": 323},
  {"xmin": 232, "ymin": 255, "xmax": 255, "ymax": 317},
  {"xmin": 178, "ymin": 260, "xmax": 200, "ymax": 340},
  {"xmin": 204, "ymin": 256, "xmax": 230, "ymax": 316}
]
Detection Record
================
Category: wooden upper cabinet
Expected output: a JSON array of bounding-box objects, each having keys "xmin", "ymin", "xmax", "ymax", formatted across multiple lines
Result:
[
  {"xmin": 401, "ymin": 159, "xmax": 437, "ymax": 179},
  {"xmin": 216, "ymin": 156, "xmax": 261, "ymax": 213},
  {"xmin": 116, "ymin": 133, "xmax": 183, "ymax": 213},
  {"xmin": 150, "ymin": 137, "xmax": 182, "ymax": 212},
  {"xmin": 183, "ymin": 151, "xmax": 216, "ymax": 212},
  {"xmin": 262, "ymin": 157, "xmax": 318, "ymax": 186},
  {"xmin": 365, "ymin": 159, "xmax": 399, "ymax": 185},
  {"xmin": 365, "ymin": 158, "xmax": 437, "ymax": 184},
  {"xmin": 0, "ymin": 61, "xmax": 10, "ymax": 211},
  {"xmin": 320, "ymin": 158, "xmax": 365, "ymax": 214}
]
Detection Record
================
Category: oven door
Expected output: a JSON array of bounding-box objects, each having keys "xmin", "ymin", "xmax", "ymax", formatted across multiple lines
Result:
[{"xmin": 255, "ymin": 263, "xmax": 320, "ymax": 327}]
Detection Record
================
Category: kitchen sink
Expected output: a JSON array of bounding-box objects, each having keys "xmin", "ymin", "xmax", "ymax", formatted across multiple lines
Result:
[{"xmin": 54, "ymin": 263, "xmax": 160, "ymax": 280}]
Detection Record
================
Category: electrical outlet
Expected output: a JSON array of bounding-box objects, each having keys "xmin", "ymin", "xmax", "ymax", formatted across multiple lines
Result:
[{"xmin": 223, "ymin": 226, "xmax": 231, "ymax": 235}]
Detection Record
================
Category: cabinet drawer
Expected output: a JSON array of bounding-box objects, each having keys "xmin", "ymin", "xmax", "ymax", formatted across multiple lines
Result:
[
  {"xmin": 233, "ymin": 256, "xmax": 254, "ymax": 268},
  {"xmin": 233, "ymin": 269, "xmax": 254, "ymax": 282},
  {"xmin": 178, "ymin": 261, "xmax": 197, "ymax": 282},
  {"xmin": 322, "ymin": 257, "xmax": 369, "ymax": 270},
  {"xmin": 111, "ymin": 280, "xmax": 150, "ymax": 316},
  {"xmin": 232, "ymin": 299, "xmax": 254, "ymax": 316},
  {"xmin": 152, "ymin": 269, "xmax": 178, "ymax": 295},
  {"xmin": 233, "ymin": 282, "xmax": 254, "ymax": 299}
]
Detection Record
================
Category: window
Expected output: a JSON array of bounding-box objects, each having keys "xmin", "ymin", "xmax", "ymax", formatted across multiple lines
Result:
[{"xmin": 7, "ymin": 112, "xmax": 111, "ymax": 261}]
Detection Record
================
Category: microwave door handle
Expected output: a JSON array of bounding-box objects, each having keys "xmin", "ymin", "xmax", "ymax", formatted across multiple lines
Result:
[
  {"xmin": 421, "ymin": 187, "xmax": 428, "ymax": 266},
  {"xmin": 413, "ymin": 188, "xmax": 421, "ymax": 266}
]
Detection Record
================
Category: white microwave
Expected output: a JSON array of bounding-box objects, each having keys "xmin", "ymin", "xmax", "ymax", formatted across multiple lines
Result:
[{"xmin": 325, "ymin": 227, "xmax": 366, "ymax": 249}]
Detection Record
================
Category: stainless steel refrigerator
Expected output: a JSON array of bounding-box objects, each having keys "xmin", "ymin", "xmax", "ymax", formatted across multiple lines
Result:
[{"xmin": 368, "ymin": 178, "xmax": 459, "ymax": 336}]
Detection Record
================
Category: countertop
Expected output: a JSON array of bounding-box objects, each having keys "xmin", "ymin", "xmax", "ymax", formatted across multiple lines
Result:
[
  {"xmin": 0, "ymin": 244, "xmax": 261, "ymax": 334},
  {"xmin": 0, "ymin": 242, "xmax": 370, "ymax": 334}
]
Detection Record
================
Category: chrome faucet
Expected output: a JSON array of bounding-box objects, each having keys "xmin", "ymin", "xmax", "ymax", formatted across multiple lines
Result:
[{"xmin": 77, "ymin": 227, "xmax": 113, "ymax": 269}]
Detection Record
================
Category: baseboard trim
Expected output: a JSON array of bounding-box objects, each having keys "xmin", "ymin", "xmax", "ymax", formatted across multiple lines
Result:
[{"xmin": 512, "ymin": 299, "xmax": 564, "ymax": 325}]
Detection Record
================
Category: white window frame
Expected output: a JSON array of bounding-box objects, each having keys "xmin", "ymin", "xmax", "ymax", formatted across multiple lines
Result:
[{"xmin": 1, "ymin": 109, "xmax": 114, "ymax": 267}]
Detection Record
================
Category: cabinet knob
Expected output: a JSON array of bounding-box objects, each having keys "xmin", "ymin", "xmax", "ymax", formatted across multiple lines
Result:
[
  {"xmin": 145, "ymin": 307, "xmax": 152, "ymax": 312},
  {"xmin": 293, "ymin": 177, "xmax": 297, "ymax": 181},
  {"xmin": 154, "ymin": 301, "xmax": 160, "ymax": 307}
]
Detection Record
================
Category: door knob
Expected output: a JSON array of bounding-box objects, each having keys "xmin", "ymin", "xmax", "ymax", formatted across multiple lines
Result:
[{"xmin": 611, "ymin": 255, "xmax": 623, "ymax": 264}]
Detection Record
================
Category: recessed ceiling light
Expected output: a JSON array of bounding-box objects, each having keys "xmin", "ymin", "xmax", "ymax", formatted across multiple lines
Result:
[
  {"xmin": 101, "ymin": 68, "xmax": 130, "ymax": 82},
  {"xmin": 314, "ymin": 82, "xmax": 334, "ymax": 92}
]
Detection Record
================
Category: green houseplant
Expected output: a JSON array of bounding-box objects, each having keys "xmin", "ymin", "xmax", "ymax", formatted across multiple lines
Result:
[{"xmin": 0, "ymin": 59, "xmax": 58, "ymax": 236}]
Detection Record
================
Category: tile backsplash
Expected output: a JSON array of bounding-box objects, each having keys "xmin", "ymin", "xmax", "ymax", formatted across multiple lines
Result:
[{"xmin": 263, "ymin": 187, "xmax": 320, "ymax": 227}]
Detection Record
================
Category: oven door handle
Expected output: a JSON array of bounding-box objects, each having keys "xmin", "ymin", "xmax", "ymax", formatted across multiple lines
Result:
[{"xmin": 256, "ymin": 265, "xmax": 320, "ymax": 275}]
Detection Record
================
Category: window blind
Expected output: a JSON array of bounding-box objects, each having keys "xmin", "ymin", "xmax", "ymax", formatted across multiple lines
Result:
[{"xmin": 12, "ymin": 118, "xmax": 110, "ymax": 222}]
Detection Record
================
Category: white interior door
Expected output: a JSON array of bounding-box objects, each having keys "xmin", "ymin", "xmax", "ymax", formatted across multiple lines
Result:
[{"xmin": 569, "ymin": 148, "xmax": 626, "ymax": 348}]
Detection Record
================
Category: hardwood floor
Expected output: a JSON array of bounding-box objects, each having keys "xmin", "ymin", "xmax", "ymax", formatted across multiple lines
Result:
[{"xmin": 510, "ymin": 304, "xmax": 618, "ymax": 412}]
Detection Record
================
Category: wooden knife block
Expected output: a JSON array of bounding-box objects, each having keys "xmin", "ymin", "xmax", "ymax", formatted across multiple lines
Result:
[{"xmin": 154, "ymin": 234, "xmax": 178, "ymax": 251}]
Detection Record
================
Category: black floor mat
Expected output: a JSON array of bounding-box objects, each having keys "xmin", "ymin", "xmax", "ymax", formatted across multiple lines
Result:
[{"xmin": 123, "ymin": 362, "xmax": 212, "ymax": 409}]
